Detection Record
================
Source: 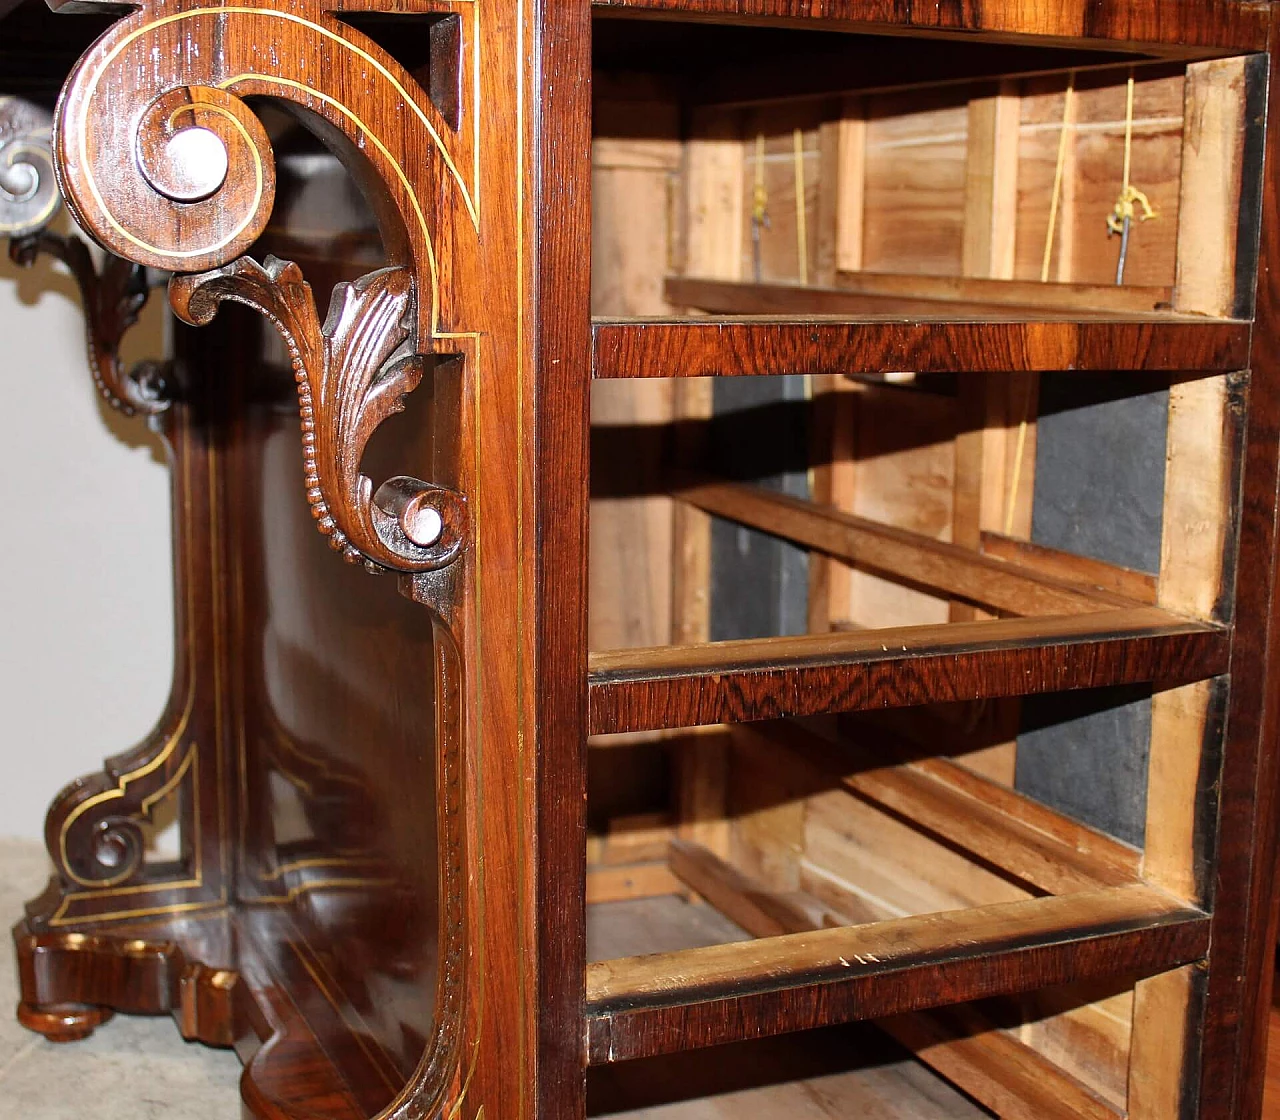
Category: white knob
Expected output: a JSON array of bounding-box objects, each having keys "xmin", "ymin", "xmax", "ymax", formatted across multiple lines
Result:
[
  {"xmin": 158, "ymin": 127, "xmax": 229, "ymax": 202},
  {"xmin": 403, "ymin": 504, "xmax": 444, "ymax": 547}
]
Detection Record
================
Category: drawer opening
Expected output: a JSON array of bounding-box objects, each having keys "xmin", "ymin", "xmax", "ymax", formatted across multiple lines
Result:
[
  {"xmin": 591, "ymin": 22, "xmax": 1266, "ymax": 327},
  {"xmin": 588, "ymin": 39, "xmax": 1244, "ymax": 1089},
  {"xmin": 584, "ymin": 709, "xmax": 1214, "ymax": 1113}
]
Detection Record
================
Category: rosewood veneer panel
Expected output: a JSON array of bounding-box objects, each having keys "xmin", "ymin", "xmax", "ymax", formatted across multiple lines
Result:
[
  {"xmin": 592, "ymin": 318, "xmax": 1252, "ymax": 379},
  {"xmin": 588, "ymin": 609, "xmax": 1229, "ymax": 734},
  {"xmin": 585, "ymin": 885, "xmax": 1209, "ymax": 1063},
  {"xmin": 588, "ymin": 0, "xmax": 1270, "ymax": 56}
]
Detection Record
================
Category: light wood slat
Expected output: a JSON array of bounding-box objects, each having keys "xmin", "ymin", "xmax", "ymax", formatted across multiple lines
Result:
[
  {"xmin": 586, "ymin": 814, "xmax": 676, "ymax": 866},
  {"xmin": 908, "ymin": 754, "xmax": 1143, "ymax": 882},
  {"xmin": 962, "ymin": 80, "xmax": 1021, "ymax": 283},
  {"xmin": 665, "ymin": 276, "xmax": 1198, "ymax": 321},
  {"xmin": 835, "ymin": 270, "xmax": 1171, "ymax": 315},
  {"xmin": 667, "ymin": 840, "xmax": 1124, "ymax": 1119},
  {"xmin": 586, "ymin": 862, "xmax": 685, "ymax": 904},
  {"xmin": 674, "ymin": 478, "xmax": 1134, "ymax": 616},
  {"xmin": 879, "ymin": 1007, "xmax": 1124, "ymax": 1120},
  {"xmin": 980, "ymin": 531, "xmax": 1159, "ymax": 605},
  {"xmin": 668, "ymin": 838, "xmax": 826, "ymax": 937},
  {"xmin": 592, "ymin": 315, "xmax": 1251, "ymax": 381},
  {"xmin": 585, "ymin": 883, "xmax": 1208, "ymax": 1064},
  {"xmin": 741, "ymin": 720, "xmax": 1140, "ymax": 894},
  {"xmin": 588, "ymin": 608, "xmax": 1229, "ymax": 734}
]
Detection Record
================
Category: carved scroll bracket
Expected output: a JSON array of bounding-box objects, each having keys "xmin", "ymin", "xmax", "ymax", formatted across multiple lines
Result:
[
  {"xmin": 11, "ymin": 232, "xmax": 172, "ymax": 416},
  {"xmin": 2, "ymin": 96, "xmax": 170, "ymax": 417},
  {"xmin": 171, "ymin": 256, "xmax": 468, "ymax": 574},
  {"xmin": 48, "ymin": 0, "xmax": 482, "ymax": 574}
]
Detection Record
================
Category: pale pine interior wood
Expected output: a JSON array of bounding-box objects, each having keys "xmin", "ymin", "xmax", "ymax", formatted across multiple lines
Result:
[{"xmin": 586, "ymin": 38, "xmax": 1252, "ymax": 1120}]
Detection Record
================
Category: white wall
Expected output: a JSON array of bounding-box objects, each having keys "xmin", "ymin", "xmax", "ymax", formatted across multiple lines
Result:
[{"xmin": 0, "ymin": 220, "xmax": 175, "ymax": 841}]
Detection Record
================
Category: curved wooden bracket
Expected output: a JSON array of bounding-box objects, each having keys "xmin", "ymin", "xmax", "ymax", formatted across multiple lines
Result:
[
  {"xmin": 10, "ymin": 231, "xmax": 172, "ymax": 416},
  {"xmin": 36, "ymin": 4, "xmax": 491, "ymax": 1114},
  {"xmin": 35, "ymin": 734, "xmax": 198, "ymax": 901},
  {"xmin": 2, "ymin": 95, "xmax": 170, "ymax": 417},
  {"xmin": 171, "ymin": 256, "xmax": 468, "ymax": 574},
  {"xmin": 47, "ymin": 13, "xmax": 478, "ymax": 574}
]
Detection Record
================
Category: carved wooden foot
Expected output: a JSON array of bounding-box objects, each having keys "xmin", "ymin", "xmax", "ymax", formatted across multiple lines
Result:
[
  {"xmin": 12, "ymin": 920, "xmax": 238, "ymax": 1050},
  {"xmin": 13, "ymin": 904, "xmax": 433, "ymax": 1118},
  {"xmin": 16, "ymin": 1001, "xmax": 114, "ymax": 1044}
]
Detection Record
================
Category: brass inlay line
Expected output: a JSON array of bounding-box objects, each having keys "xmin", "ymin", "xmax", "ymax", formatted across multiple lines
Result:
[
  {"xmin": 259, "ymin": 856, "xmax": 386, "ymax": 882},
  {"xmin": 55, "ymin": 425, "xmax": 209, "ymax": 919},
  {"xmin": 471, "ymin": 0, "xmax": 483, "ymax": 223},
  {"xmin": 227, "ymin": 7, "xmax": 479, "ymax": 224},
  {"xmin": 234, "ymin": 439, "xmax": 250, "ymax": 888},
  {"xmin": 208, "ymin": 440, "xmax": 230, "ymax": 893},
  {"xmin": 57, "ymin": 724, "xmax": 193, "ymax": 888},
  {"xmin": 50, "ymin": 871, "xmax": 203, "ymax": 905},
  {"xmin": 219, "ymin": 73, "xmax": 445, "ymax": 333},
  {"xmin": 50, "ymin": 751, "xmax": 200, "ymax": 922},
  {"xmin": 139, "ymin": 741, "xmax": 197, "ymax": 818},
  {"xmin": 252, "ymin": 876, "xmax": 396, "ymax": 903},
  {"xmin": 514, "ymin": 0, "xmax": 530, "ymax": 1113},
  {"xmin": 287, "ymin": 919, "xmax": 405, "ymax": 1090},
  {"xmin": 58, "ymin": 710, "xmax": 196, "ymax": 888},
  {"xmin": 263, "ymin": 725, "xmax": 366, "ymax": 799},
  {"xmin": 339, "ymin": 0, "xmax": 483, "ymax": 222},
  {"xmin": 49, "ymin": 897, "xmax": 226, "ymax": 928}
]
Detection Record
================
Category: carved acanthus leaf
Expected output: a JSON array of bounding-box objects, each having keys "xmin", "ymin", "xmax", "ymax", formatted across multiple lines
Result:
[{"xmin": 170, "ymin": 256, "xmax": 467, "ymax": 573}]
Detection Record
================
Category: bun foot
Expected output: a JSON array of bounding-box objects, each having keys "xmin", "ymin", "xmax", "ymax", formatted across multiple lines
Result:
[{"xmin": 17, "ymin": 1001, "xmax": 114, "ymax": 1043}]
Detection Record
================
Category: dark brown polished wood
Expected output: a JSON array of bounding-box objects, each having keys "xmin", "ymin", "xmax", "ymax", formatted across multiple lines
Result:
[
  {"xmin": 5, "ymin": 0, "xmax": 1280, "ymax": 1118},
  {"xmin": 3, "ymin": 0, "xmax": 589, "ymax": 1114},
  {"xmin": 588, "ymin": 610, "xmax": 1230, "ymax": 736},
  {"xmin": 592, "ymin": 317, "xmax": 1255, "ymax": 377},
  {"xmin": 590, "ymin": 0, "xmax": 1272, "ymax": 56},
  {"xmin": 585, "ymin": 884, "xmax": 1211, "ymax": 1064}
]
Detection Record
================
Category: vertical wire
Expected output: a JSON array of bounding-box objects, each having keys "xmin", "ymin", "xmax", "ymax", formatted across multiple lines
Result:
[
  {"xmin": 1040, "ymin": 71, "xmax": 1076, "ymax": 284},
  {"xmin": 793, "ymin": 127, "xmax": 809, "ymax": 286}
]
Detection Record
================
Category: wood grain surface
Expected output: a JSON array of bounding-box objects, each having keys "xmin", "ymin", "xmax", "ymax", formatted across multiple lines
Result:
[
  {"xmin": 593, "ymin": 316, "xmax": 1252, "ymax": 378},
  {"xmin": 586, "ymin": 884, "xmax": 1208, "ymax": 1063},
  {"xmin": 589, "ymin": 608, "xmax": 1228, "ymax": 734}
]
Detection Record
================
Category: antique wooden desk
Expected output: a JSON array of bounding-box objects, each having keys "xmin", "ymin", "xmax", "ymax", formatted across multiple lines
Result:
[{"xmin": 5, "ymin": 0, "xmax": 1280, "ymax": 1116}]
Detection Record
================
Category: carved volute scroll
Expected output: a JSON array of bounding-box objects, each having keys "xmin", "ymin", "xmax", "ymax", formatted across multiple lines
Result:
[
  {"xmin": 11, "ymin": 232, "xmax": 171, "ymax": 415},
  {"xmin": 0, "ymin": 96, "xmax": 59, "ymax": 237}
]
